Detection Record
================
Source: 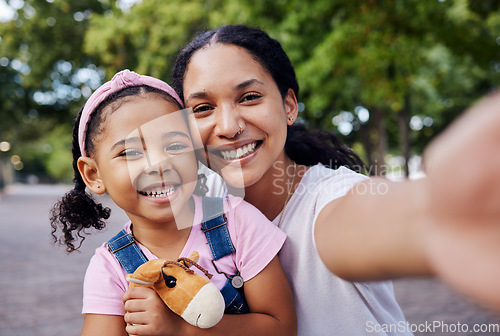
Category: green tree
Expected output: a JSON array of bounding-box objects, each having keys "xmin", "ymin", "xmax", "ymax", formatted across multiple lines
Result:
[
  {"xmin": 0, "ymin": 0, "xmax": 108, "ymax": 181},
  {"xmin": 1, "ymin": 0, "xmax": 498, "ymax": 182}
]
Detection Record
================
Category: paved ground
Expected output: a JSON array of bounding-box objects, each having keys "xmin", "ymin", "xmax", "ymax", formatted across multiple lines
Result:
[{"xmin": 0, "ymin": 184, "xmax": 499, "ymax": 335}]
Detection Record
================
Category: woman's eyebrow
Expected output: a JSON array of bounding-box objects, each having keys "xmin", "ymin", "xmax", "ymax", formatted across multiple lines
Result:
[
  {"xmin": 235, "ymin": 78, "xmax": 265, "ymax": 91},
  {"xmin": 186, "ymin": 78, "xmax": 265, "ymax": 102},
  {"xmin": 186, "ymin": 91, "xmax": 208, "ymax": 102}
]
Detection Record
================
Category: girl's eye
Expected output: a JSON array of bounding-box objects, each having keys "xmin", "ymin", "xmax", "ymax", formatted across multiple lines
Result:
[
  {"xmin": 241, "ymin": 92, "xmax": 262, "ymax": 103},
  {"xmin": 166, "ymin": 142, "xmax": 189, "ymax": 152},
  {"xmin": 119, "ymin": 149, "xmax": 143, "ymax": 158},
  {"xmin": 192, "ymin": 104, "xmax": 213, "ymax": 115}
]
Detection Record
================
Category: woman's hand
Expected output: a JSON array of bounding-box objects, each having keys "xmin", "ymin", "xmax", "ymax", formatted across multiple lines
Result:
[
  {"xmin": 423, "ymin": 91, "xmax": 500, "ymax": 310},
  {"xmin": 122, "ymin": 286, "xmax": 184, "ymax": 336}
]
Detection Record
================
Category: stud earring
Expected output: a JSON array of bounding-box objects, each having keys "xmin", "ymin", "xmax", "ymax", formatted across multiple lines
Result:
[{"xmin": 288, "ymin": 117, "xmax": 294, "ymax": 122}]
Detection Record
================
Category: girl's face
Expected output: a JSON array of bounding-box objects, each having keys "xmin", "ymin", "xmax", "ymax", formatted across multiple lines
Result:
[
  {"xmin": 182, "ymin": 44, "xmax": 297, "ymax": 188},
  {"xmin": 92, "ymin": 95, "xmax": 198, "ymax": 227}
]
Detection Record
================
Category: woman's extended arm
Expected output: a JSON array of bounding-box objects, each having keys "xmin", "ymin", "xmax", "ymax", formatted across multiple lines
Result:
[
  {"xmin": 314, "ymin": 177, "xmax": 431, "ymax": 281},
  {"xmin": 315, "ymin": 91, "xmax": 500, "ymax": 308},
  {"xmin": 123, "ymin": 256, "xmax": 297, "ymax": 336},
  {"xmin": 81, "ymin": 314, "xmax": 128, "ymax": 336}
]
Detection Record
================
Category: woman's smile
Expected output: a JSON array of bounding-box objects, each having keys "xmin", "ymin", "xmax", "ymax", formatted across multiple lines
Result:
[{"xmin": 213, "ymin": 140, "xmax": 262, "ymax": 161}]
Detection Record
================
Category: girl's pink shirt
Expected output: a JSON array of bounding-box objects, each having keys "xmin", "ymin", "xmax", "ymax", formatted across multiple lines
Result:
[{"xmin": 82, "ymin": 195, "xmax": 286, "ymax": 315}]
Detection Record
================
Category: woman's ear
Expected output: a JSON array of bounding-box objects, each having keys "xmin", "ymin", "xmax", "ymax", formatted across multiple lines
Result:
[
  {"xmin": 77, "ymin": 157, "xmax": 106, "ymax": 195},
  {"xmin": 284, "ymin": 88, "xmax": 299, "ymax": 125}
]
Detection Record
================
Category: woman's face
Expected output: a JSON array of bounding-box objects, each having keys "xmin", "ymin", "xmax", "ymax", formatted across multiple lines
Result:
[{"xmin": 182, "ymin": 44, "xmax": 297, "ymax": 188}]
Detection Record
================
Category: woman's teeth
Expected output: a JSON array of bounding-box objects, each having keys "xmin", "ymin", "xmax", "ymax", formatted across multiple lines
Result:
[
  {"xmin": 220, "ymin": 142, "xmax": 257, "ymax": 160},
  {"xmin": 140, "ymin": 186, "xmax": 176, "ymax": 197}
]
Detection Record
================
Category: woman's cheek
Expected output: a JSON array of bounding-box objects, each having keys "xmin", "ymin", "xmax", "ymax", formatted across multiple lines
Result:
[{"xmin": 194, "ymin": 118, "xmax": 214, "ymax": 145}]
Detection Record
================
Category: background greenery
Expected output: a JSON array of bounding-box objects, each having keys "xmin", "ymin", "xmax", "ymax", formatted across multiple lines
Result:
[{"xmin": 0, "ymin": 0, "xmax": 498, "ymax": 185}]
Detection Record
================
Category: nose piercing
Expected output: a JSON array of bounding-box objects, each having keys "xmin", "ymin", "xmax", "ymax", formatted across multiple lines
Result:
[{"xmin": 236, "ymin": 124, "xmax": 243, "ymax": 135}]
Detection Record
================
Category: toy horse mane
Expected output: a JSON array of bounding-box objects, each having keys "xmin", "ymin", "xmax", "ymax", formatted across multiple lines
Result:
[{"xmin": 126, "ymin": 252, "xmax": 225, "ymax": 328}]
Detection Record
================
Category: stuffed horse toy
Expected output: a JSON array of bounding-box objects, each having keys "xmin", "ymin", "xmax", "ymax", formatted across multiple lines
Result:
[{"xmin": 126, "ymin": 251, "xmax": 225, "ymax": 328}]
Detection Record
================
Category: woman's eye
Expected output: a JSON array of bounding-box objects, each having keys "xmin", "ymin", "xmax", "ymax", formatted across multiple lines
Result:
[
  {"xmin": 241, "ymin": 93, "xmax": 262, "ymax": 103},
  {"xmin": 192, "ymin": 104, "xmax": 213, "ymax": 115}
]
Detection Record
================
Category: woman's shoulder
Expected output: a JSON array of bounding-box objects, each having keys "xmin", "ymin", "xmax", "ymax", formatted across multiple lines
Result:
[{"xmin": 302, "ymin": 163, "xmax": 368, "ymax": 188}]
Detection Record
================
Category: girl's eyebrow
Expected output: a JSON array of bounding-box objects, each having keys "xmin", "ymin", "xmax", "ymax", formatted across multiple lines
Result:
[
  {"xmin": 185, "ymin": 78, "xmax": 265, "ymax": 103},
  {"xmin": 111, "ymin": 131, "xmax": 191, "ymax": 151}
]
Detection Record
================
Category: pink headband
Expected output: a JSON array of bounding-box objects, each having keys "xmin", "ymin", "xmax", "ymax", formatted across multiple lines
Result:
[{"xmin": 78, "ymin": 69, "xmax": 184, "ymax": 157}]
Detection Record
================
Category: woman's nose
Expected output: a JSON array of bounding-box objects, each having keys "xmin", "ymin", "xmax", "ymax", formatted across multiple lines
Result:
[{"xmin": 214, "ymin": 104, "xmax": 242, "ymax": 139}]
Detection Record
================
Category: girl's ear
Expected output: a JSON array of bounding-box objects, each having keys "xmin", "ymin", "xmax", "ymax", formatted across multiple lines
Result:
[
  {"xmin": 77, "ymin": 157, "xmax": 106, "ymax": 195},
  {"xmin": 284, "ymin": 88, "xmax": 299, "ymax": 125}
]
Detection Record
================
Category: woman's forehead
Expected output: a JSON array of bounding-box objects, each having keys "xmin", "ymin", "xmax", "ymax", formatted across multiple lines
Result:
[{"xmin": 183, "ymin": 44, "xmax": 274, "ymax": 96}]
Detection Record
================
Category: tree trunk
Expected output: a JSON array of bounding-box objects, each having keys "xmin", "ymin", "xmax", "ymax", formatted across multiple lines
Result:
[
  {"xmin": 359, "ymin": 122, "xmax": 374, "ymax": 173},
  {"xmin": 398, "ymin": 94, "xmax": 411, "ymax": 177},
  {"xmin": 371, "ymin": 108, "xmax": 387, "ymax": 176}
]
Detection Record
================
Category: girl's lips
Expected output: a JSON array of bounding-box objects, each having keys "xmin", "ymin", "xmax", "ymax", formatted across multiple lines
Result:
[
  {"xmin": 212, "ymin": 140, "xmax": 262, "ymax": 161},
  {"xmin": 137, "ymin": 184, "xmax": 180, "ymax": 203}
]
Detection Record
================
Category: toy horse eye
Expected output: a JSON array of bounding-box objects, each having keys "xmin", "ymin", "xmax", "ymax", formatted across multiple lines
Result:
[{"xmin": 162, "ymin": 271, "xmax": 177, "ymax": 288}]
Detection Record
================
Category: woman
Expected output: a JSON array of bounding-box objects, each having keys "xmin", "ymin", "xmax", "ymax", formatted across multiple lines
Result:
[{"xmin": 123, "ymin": 24, "xmax": 500, "ymax": 335}]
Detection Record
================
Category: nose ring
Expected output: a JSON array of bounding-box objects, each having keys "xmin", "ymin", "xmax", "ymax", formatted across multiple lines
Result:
[{"xmin": 236, "ymin": 124, "xmax": 243, "ymax": 135}]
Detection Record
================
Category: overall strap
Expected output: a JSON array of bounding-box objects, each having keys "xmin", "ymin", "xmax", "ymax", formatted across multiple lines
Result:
[
  {"xmin": 107, "ymin": 229, "xmax": 148, "ymax": 274},
  {"xmin": 201, "ymin": 197, "xmax": 249, "ymax": 314},
  {"xmin": 201, "ymin": 197, "xmax": 235, "ymax": 260}
]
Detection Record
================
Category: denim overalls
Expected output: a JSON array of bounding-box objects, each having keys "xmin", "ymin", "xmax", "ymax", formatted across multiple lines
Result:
[{"xmin": 107, "ymin": 197, "xmax": 249, "ymax": 314}]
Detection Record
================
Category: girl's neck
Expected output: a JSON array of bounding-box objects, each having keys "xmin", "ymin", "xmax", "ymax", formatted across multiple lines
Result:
[
  {"xmin": 129, "ymin": 197, "xmax": 195, "ymax": 260},
  {"xmin": 244, "ymin": 158, "xmax": 307, "ymax": 221}
]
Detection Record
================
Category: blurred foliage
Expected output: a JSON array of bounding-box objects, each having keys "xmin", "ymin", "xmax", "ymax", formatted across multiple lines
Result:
[{"xmin": 0, "ymin": 0, "xmax": 498, "ymax": 182}]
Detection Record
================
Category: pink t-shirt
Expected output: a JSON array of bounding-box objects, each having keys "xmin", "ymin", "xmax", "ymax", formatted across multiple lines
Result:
[{"xmin": 82, "ymin": 195, "xmax": 286, "ymax": 315}]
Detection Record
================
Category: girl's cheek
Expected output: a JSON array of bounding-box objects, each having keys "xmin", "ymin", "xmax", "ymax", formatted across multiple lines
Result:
[{"xmin": 126, "ymin": 162, "xmax": 148, "ymax": 186}]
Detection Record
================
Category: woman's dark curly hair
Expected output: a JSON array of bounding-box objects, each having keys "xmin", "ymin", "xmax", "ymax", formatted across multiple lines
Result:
[
  {"xmin": 50, "ymin": 85, "xmax": 207, "ymax": 253},
  {"xmin": 172, "ymin": 24, "xmax": 365, "ymax": 172}
]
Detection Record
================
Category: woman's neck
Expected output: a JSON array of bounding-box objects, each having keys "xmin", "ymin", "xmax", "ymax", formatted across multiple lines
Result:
[{"xmin": 244, "ymin": 158, "xmax": 307, "ymax": 221}]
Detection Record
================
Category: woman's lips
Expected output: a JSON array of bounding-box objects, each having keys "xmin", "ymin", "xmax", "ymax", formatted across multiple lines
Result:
[{"xmin": 214, "ymin": 140, "xmax": 262, "ymax": 161}]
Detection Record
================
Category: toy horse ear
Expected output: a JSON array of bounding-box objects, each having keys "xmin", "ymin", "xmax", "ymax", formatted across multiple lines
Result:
[
  {"xmin": 126, "ymin": 276, "xmax": 156, "ymax": 286},
  {"xmin": 126, "ymin": 259, "xmax": 166, "ymax": 286}
]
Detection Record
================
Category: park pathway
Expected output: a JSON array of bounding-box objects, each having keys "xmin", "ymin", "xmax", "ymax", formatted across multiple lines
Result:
[{"xmin": 0, "ymin": 184, "xmax": 499, "ymax": 335}]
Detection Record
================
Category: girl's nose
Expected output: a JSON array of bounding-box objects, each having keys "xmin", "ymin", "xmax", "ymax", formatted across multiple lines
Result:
[{"xmin": 144, "ymin": 152, "xmax": 172, "ymax": 175}]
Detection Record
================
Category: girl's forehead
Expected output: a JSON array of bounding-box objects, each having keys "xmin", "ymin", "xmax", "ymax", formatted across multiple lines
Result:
[{"xmin": 103, "ymin": 97, "xmax": 190, "ymax": 140}]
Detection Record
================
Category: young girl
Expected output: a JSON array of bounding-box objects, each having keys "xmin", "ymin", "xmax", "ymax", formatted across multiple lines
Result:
[{"xmin": 50, "ymin": 69, "xmax": 296, "ymax": 336}]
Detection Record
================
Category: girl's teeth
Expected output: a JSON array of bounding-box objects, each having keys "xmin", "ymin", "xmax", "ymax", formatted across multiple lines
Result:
[
  {"xmin": 142, "ymin": 187, "xmax": 176, "ymax": 197},
  {"xmin": 221, "ymin": 142, "xmax": 257, "ymax": 160}
]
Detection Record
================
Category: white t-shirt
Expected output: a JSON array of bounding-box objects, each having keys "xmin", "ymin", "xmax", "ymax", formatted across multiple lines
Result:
[{"xmin": 205, "ymin": 164, "xmax": 413, "ymax": 336}]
